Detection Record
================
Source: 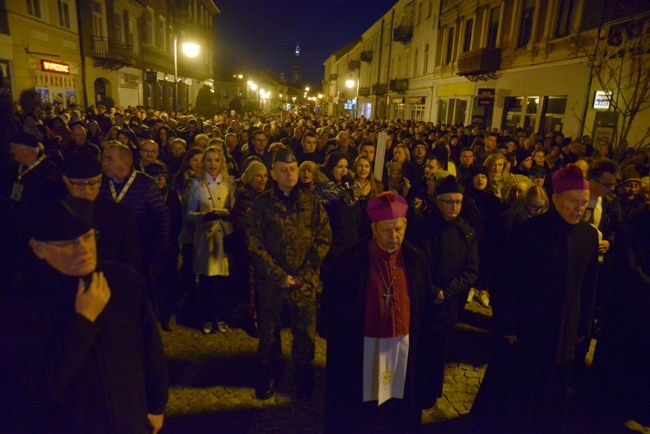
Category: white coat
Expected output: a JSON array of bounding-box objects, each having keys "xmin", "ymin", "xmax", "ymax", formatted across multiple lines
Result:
[{"xmin": 187, "ymin": 173, "xmax": 235, "ymax": 276}]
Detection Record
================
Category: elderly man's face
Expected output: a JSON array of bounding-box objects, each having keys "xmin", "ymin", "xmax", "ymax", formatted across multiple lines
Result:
[
  {"xmin": 553, "ymin": 189, "xmax": 590, "ymax": 224},
  {"xmin": 29, "ymin": 229, "xmax": 97, "ymax": 276},
  {"xmin": 140, "ymin": 141, "xmax": 159, "ymax": 164},
  {"xmin": 72, "ymin": 126, "xmax": 87, "ymax": 145},
  {"xmin": 436, "ymin": 193, "xmax": 463, "ymax": 221},
  {"xmin": 372, "ymin": 218, "xmax": 407, "ymax": 252},
  {"xmin": 64, "ymin": 174, "xmax": 102, "ymax": 201}
]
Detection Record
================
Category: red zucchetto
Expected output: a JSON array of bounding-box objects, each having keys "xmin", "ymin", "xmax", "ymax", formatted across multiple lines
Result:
[
  {"xmin": 367, "ymin": 192, "xmax": 408, "ymax": 223},
  {"xmin": 552, "ymin": 164, "xmax": 589, "ymax": 194}
]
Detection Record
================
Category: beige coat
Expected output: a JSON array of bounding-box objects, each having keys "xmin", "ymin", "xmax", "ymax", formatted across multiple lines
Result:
[{"xmin": 187, "ymin": 173, "xmax": 235, "ymax": 276}]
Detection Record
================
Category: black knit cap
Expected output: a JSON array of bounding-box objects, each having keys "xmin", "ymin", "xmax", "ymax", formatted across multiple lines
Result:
[
  {"xmin": 435, "ymin": 175, "xmax": 465, "ymax": 196},
  {"xmin": 23, "ymin": 183, "xmax": 93, "ymax": 241},
  {"xmin": 470, "ymin": 166, "xmax": 488, "ymax": 178},
  {"xmin": 63, "ymin": 150, "xmax": 102, "ymax": 178}
]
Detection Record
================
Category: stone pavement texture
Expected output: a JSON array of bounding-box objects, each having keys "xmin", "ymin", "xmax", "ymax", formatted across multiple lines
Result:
[{"xmin": 160, "ymin": 300, "xmax": 626, "ymax": 434}]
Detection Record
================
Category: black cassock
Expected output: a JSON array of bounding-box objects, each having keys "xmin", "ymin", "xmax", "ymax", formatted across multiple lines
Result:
[{"xmin": 472, "ymin": 208, "xmax": 598, "ymax": 434}]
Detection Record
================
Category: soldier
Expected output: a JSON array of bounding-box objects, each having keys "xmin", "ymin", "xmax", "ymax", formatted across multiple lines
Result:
[{"xmin": 245, "ymin": 146, "xmax": 332, "ymax": 400}]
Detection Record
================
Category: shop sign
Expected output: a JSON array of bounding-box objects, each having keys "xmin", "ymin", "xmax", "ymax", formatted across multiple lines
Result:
[
  {"xmin": 407, "ymin": 97, "xmax": 424, "ymax": 104},
  {"xmin": 41, "ymin": 60, "xmax": 70, "ymax": 74},
  {"xmin": 593, "ymin": 90, "xmax": 612, "ymax": 110},
  {"xmin": 477, "ymin": 88, "xmax": 495, "ymax": 106},
  {"xmin": 392, "ymin": 98, "xmax": 404, "ymax": 104}
]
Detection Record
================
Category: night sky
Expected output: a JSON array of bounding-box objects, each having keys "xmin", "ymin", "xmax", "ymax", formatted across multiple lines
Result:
[{"xmin": 213, "ymin": 1, "xmax": 397, "ymax": 89}]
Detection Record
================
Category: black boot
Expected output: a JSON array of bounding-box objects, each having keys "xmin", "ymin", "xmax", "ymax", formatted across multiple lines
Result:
[
  {"xmin": 295, "ymin": 363, "xmax": 314, "ymax": 399},
  {"xmin": 255, "ymin": 362, "xmax": 280, "ymax": 400}
]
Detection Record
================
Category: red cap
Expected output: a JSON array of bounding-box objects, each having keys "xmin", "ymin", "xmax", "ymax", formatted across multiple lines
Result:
[
  {"xmin": 367, "ymin": 192, "xmax": 408, "ymax": 223},
  {"xmin": 552, "ymin": 164, "xmax": 589, "ymax": 194}
]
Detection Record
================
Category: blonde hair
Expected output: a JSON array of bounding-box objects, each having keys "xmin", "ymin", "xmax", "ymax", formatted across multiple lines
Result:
[{"xmin": 201, "ymin": 146, "xmax": 231, "ymax": 188}]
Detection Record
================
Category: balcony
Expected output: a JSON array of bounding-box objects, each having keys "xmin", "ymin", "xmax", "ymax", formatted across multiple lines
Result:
[
  {"xmin": 372, "ymin": 83, "xmax": 388, "ymax": 95},
  {"xmin": 360, "ymin": 51, "xmax": 373, "ymax": 62},
  {"xmin": 457, "ymin": 48, "xmax": 501, "ymax": 81},
  {"xmin": 92, "ymin": 37, "xmax": 132, "ymax": 70},
  {"xmin": 348, "ymin": 60, "xmax": 361, "ymax": 71},
  {"xmin": 389, "ymin": 78, "xmax": 409, "ymax": 93},
  {"xmin": 393, "ymin": 25, "xmax": 413, "ymax": 44},
  {"xmin": 358, "ymin": 87, "xmax": 371, "ymax": 96}
]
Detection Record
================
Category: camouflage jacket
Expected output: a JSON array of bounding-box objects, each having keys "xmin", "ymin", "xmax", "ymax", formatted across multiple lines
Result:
[{"xmin": 245, "ymin": 183, "xmax": 332, "ymax": 296}]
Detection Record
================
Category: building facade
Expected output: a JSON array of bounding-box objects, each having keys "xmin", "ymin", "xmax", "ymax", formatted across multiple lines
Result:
[
  {"xmin": 324, "ymin": 0, "xmax": 650, "ymax": 147},
  {"xmin": 4, "ymin": 0, "xmax": 218, "ymax": 112}
]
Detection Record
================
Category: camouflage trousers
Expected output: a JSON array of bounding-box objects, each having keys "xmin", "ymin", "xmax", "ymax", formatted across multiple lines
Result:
[{"xmin": 256, "ymin": 284, "xmax": 317, "ymax": 367}]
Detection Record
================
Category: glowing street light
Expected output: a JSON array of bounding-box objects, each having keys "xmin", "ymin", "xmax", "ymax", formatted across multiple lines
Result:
[{"xmin": 174, "ymin": 37, "xmax": 200, "ymax": 111}]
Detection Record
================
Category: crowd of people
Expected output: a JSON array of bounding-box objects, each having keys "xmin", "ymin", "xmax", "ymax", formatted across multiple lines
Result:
[{"xmin": 0, "ymin": 99, "xmax": 649, "ymax": 433}]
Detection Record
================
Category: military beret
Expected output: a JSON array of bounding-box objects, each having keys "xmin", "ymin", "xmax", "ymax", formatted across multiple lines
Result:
[{"xmin": 273, "ymin": 146, "xmax": 297, "ymax": 165}]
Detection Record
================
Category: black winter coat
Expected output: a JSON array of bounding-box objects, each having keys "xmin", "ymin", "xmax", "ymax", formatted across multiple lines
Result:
[
  {"xmin": 407, "ymin": 209, "xmax": 479, "ymax": 330},
  {"xmin": 0, "ymin": 260, "xmax": 168, "ymax": 434}
]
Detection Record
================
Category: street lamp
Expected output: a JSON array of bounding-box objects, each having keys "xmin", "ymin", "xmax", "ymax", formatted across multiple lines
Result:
[
  {"xmin": 247, "ymin": 81, "xmax": 257, "ymax": 111},
  {"xmin": 346, "ymin": 78, "xmax": 358, "ymax": 118},
  {"xmin": 174, "ymin": 37, "xmax": 200, "ymax": 112}
]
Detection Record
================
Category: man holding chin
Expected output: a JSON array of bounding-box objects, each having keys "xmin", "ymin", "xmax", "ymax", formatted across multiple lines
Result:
[{"xmin": 0, "ymin": 193, "xmax": 168, "ymax": 433}]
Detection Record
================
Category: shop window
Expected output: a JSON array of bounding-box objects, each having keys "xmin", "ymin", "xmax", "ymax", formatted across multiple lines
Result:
[
  {"xmin": 411, "ymin": 104, "xmax": 425, "ymax": 121},
  {"xmin": 57, "ymin": 0, "xmax": 71, "ymax": 29},
  {"xmin": 502, "ymin": 96, "xmax": 523, "ymax": 132},
  {"xmin": 524, "ymin": 96, "xmax": 539, "ymax": 134},
  {"xmin": 555, "ymin": 0, "xmax": 576, "ymax": 38},
  {"xmin": 27, "ymin": 0, "xmax": 42, "ymax": 19},
  {"xmin": 438, "ymin": 98, "xmax": 468, "ymax": 125},
  {"xmin": 488, "ymin": 7, "xmax": 500, "ymax": 49},
  {"xmin": 395, "ymin": 103, "xmax": 405, "ymax": 120},
  {"xmin": 541, "ymin": 95, "xmax": 567, "ymax": 134},
  {"xmin": 518, "ymin": 0, "xmax": 535, "ymax": 48}
]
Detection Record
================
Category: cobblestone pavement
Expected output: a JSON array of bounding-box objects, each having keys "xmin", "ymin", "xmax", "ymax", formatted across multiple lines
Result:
[{"xmin": 160, "ymin": 300, "xmax": 624, "ymax": 434}]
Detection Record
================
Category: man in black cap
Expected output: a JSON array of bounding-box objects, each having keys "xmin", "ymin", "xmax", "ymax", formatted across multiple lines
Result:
[
  {"xmin": 8, "ymin": 131, "xmax": 61, "ymax": 206},
  {"xmin": 406, "ymin": 175, "xmax": 479, "ymax": 407},
  {"xmin": 246, "ymin": 146, "xmax": 332, "ymax": 400},
  {"xmin": 0, "ymin": 193, "xmax": 168, "ymax": 433},
  {"xmin": 62, "ymin": 150, "xmax": 141, "ymax": 271}
]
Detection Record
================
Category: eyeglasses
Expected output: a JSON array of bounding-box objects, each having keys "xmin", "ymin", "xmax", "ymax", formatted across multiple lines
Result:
[
  {"xmin": 594, "ymin": 178, "xmax": 616, "ymax": 189},
  {"xmin": 69, "ymin": 179, "xmax": 101, "ymax": 189},
  {"xmin": 43, "ymin": 230, "xmax": 99, "ymax": 251},
  {"xmin": 526, "ymin": 204, "xmax": 546, "ymax": 211},
  {"xmin": 438, "ymin": 199, "xmax": 463, "ymax": 206}
]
